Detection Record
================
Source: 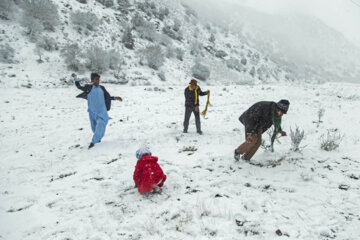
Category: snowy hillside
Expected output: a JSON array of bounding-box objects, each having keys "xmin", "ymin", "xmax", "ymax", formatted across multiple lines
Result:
[
  {"xmin": 185, "ymin": 0, "xmax": 360, "ymax": 83},
  {"xmin": 1, "ymin": 82, "xmax": 360, "ymax": 239},
  {"xmin": 0, "ymin": 0, "xmax": 293, "ymax": 88}
]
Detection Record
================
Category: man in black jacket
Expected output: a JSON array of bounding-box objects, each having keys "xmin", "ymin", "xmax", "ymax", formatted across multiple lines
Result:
[
  {"xmin": 234, "ymin": 100, "xmax": 290, "ymax": 161},
  {"xmin": 72, "ymin": 73, "xmax": 123, "ymax": 149},
  {"xmin": 183, "ymin": 79, "xmax": 209, "ymax": 134}
]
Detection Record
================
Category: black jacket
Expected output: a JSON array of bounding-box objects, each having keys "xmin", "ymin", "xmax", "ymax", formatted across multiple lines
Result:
[
  {"xmin": 184, "ymin": 86, "xmax": 207, "ymax": 107},
  {"xmin": 75, "ymin": 81, "xmax": 115, "ymax": 111},
  {"xmin": 239, "ymin": 101, "xmax": 278, "ymax": 134}
]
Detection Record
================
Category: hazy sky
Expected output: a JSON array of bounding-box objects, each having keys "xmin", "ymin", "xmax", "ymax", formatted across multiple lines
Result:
[
  {"xmin": 183, "ymin": 0, "xmax": 360, "ymax": 48},
  {"xmin": 234, "ymin": 0, "xmax": 360, "ymax": 47}
]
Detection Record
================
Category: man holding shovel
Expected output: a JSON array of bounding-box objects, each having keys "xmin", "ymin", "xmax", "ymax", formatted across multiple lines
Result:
[
  {"xmin": 72, "ymin": 73, "xmax": 123, "ymax": 149},
  {"xmin": 183, "ymin": 79, "xmax": 209, "ymax": 135},
  {"xmin": 234, "ymin": 100, "xmax": 290, "ymax": 161}
]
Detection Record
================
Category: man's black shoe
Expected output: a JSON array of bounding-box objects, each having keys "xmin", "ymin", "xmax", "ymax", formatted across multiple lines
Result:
[
  {"xmin": 197, "ymin": 131, "xmax": 203, "ymax": 135},
  {"xmin": 234, "ymin": 149, "xmax": 240, "ymax": 161},
  {"xmin": 183, "ymin": 129, "xmax": 188, "ymax": 133},
  {"xmin": 88, "ymin": 142, "xmax": 95, "ymax": 149}
]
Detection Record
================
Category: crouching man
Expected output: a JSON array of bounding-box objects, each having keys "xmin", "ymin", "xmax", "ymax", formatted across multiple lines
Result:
[{"xmin": 234, "ymin": 100, "xmax": 290, "ymax": 161}]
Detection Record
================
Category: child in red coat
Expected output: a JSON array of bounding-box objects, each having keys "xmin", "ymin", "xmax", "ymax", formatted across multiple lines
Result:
[{"xmin": 133, "ymin": 147, "xmax": 167, "ymax": 194}]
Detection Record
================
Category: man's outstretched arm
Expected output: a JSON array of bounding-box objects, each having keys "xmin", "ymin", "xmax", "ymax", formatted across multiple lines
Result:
[
  {"xmin": 72, "ymin": 73, "xmax": 87, "ymax": 91},
  {"xmin": 102, "ymin": 86, "xmax": 123, "ymax": 101}
]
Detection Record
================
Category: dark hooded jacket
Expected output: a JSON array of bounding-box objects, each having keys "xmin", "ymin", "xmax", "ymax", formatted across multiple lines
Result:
[
  {"xmin": 184, "ymin": 86, "xmax": 207, "ymax": 107},
  {"xmin": 75, "ymin": 81, "xmax": 115, "ymax": 111},
  {"xmin": 239, "ymin": 101, "xmax": 282, "ymax": 134}
]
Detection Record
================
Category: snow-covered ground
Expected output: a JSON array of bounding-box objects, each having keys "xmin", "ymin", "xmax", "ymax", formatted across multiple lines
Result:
[{"xmin": 1, "ymin": 82, "xmax": 360, "ymax": 239}]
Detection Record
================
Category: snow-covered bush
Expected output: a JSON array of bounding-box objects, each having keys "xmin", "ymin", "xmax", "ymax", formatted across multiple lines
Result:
[
  {"xmin": 70, "ymin": 11, "xmax": 100, "ymax": 33},
  {"xmin": 0, "ymin": 43, "xmax": 15, "ymax": 63},
  {"xmin": 162, "ymin": 21, "xmax": 183, "ymax": 41},
  {"xmin": 122, "ymin": 27, "xmax": 134, "ymax": 49},
  {"xmin": 155, "ymin": 7, "xmax": 169, "ymax": 20},
  {"xmin": 158, "ymin": 71, "xmax": 166, "ymax": 81},
  {"xmin": 20, "ymin": 0, "xmax": 59, "ymax": 34},
  {"xmin": 34, "ymin": 45, "xmax": 43, "ymax": 63},
  {"xmin": 137, "ymin": 2, "xmax": 156, "ymax": 17},
  {"xmin": 290, "ymin": 126, "xmax": 305, "ymax": 152},
  {"xmin": 190, "ymin": 41, "xmax": 203, "ymax": 56},
  {"xmin": 249, "ymin": 66, "xmax": 256, "ymax": 77},
  {"xmin": 215, "ymin": 50, "xmax": 228, "ymax": 58},
  {"xmin": 108, "ymin": 50, "xmax": 122, "ymax": 70},
  {"xmin": 320, "ymin": 129, "xmax": 342, "ymax": 151},
  {"xmin": 61, "ymin": 43, "xmax": 83, "ymax": 71},
  {"xmin": 175, "ymin": 48, "xmax": 184, "ymax": 61},
  {"xmin": 166, "ymin": 47, "xmax": 184, "ymax": 61},
  {"xmin": 141, "ymin": 45, "xmax": 165, "ymax": 70},
  {"xmin": 76, "ymin": 0, "xmax": 87, "ymax": 4},
  {"xmin": 85, "ymin": 45, "xmax": 109, "ymax": 73},
  {"xmin": 166, "ymin": 46, "xmax": 175, "ymax": 58},
  {"xmin": 241, "ymin": 57, "xmax": 247, "ymax": 65},
  {"xmin": 117, "ymin": 0, "xmax": 131, "ymax": 14},
  {"xmin": 226, "ymin": 58, "xmax": 243, "ymax": 72},
  {"xmin": 155, "ymin": 34, "xmax": 171, "ymax": 47},
  {"xmin": 95, "ymin": 0, "xmax": 113, "ymax": 8},
  {"xmin": 131, "ymin": 13, "xmax": 146, "ymax": 28},
  {"xmin": 0, "ymin": 0, "xmax": 15, "ymax": 20},
  {"xmin": 315, "ymin": 108, "xmax": 325, "ymax": 127},
  {"xmin": 209, "ymin": 33, "xmax": 215, "ymax": 43},
  {"xmin": 191, "ymin": 63, "xmax": 210, "ymax": 81},
  {"xmin": 137, "ymin": 22, "xmax": 158, "ymax": 42},
  {"xmin": 37, "ymin": 35, "xmax": 58, "ymax": 51}
]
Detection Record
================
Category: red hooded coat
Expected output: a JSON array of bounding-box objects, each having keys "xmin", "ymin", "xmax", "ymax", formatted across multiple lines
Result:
[{"xmin": 133, "ymin": 155, "xmax": 167, "ymax": 194}]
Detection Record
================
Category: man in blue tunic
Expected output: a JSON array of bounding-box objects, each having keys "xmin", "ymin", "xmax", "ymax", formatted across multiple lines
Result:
[{"xmin": 72, "ymin": 73, "xmax": 123, "ymax": 149}]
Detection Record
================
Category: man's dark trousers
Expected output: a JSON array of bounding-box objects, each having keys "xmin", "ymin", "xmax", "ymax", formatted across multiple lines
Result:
[{"xmin": 183, "ymin": 106, "xmax": 201, "ymax": 132}]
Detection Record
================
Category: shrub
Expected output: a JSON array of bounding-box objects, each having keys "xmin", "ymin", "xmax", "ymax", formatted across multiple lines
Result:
[
  {"xmin": 37, "ymin": 35, "xmax": 58, "ymax": 51},
  {"xmin": 0, "ymin": 0, "xmax": 15, "ymax": 20},
  {"xmin": 34, "ymin": 45, "xmax": 43, "ymax": 63},
  {"xmin": 20, "ymin": 0, "xmax": 59, "ymax": 33},
  {"xmin": 320, "ymin": 129, "xmax": 342, "ymax": 151},
  {"xmin": 117, "ymin": 0, "xmax": 131, "ymax": 14},
  {"xmin": 155, "ymin": 7, "xmax": 169, "ymax": 20},
  {"xmin": 137, "ymin": 2, "xmax": 156, "ymax": 17},
  {"xmin": 0, "ymin": 43, "xmax": 15, "ymax": 63},
  {"xmin": 166, "ymin": 46, "xmax": 183, "ymax": 60},
  {"xmin": 76, "ymin": 0, "xmax": 87, "ymax": 3},
  {"xmin": 190, "ymin": 41, "xmax": 203, "ymax": 56},
  {"xmin": 226, "ymin": 58, "xmax": 243, "ymax": 72},
  {"xmin": 215, "ymin": 50, "xmax": 227, "ymax": 58},
  {"xmin": 131, "ymin": 13, "xmax": 146, "ymax": 28},
  {"xmin": 209, "ymin": 33, "xmax": 215, "ymax": 43},
  {"xmin": 162, "ymin": 22, "xmax": 183, "ymax": 41},
  {"xmin": 191, "ymin": 62, "xmax": 210, "ymax": 81},
  {"xmin": 122, "ymin": 27, "xmax": 134, "ymax": 49},
  {"xmin": 95, "ymin": 0, "xmax": 113, "ymax": 8},
  {"xmin": 290, "ymin": 126, "xmax": 305, "ymax": 152},
  {"xmin": 108, "ymin": 50, "xmax": 122, "ymax": 70},
  {"xmin": 70, "ymin": 11, "xmax": 100, "ymax": 33},
  {"xmin": 85, "ymin": 45, "xmax": 109, "ymax": 73},
  {"xmin": 249, "ymin": 66, "xmax": 256, "ymax": 77},
  {"xmin": 175, "ymin": 48, "xmax": 184, "ymax": 61},
  {"xmin": 158, "ymin": 71, "xmax": 166, "ymax": 81},
  {"xmin": 141, "ymin": 45, "xmax": 165, "ymax": 70},
  {"xmin": 137, "ymin": 22, "xmax": 158, "ymax": 42},
  {"xmin": 61, "ymin": 43, "xmax": 83, "ymax": 71},
  {"xmin": 314, "ymin": 108, "xmax": 325, "ymax": 127},
  {"xmin": 241, "ymin": 57, "xmax": 247, "ymax": 65}
]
